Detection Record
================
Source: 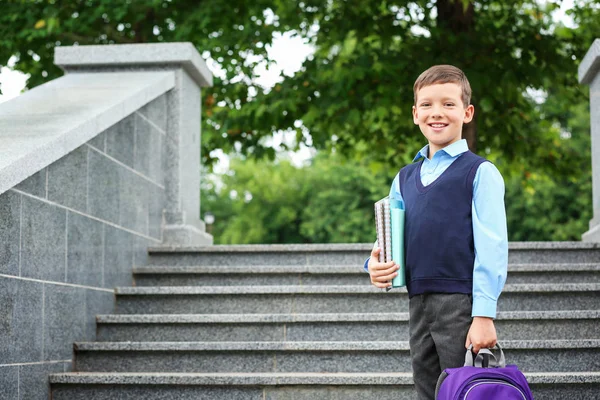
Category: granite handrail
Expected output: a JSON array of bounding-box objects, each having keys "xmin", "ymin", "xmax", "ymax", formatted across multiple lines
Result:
[{"xmin": 0, "ymin": 70, "xmax": 175, "ymax": 196}]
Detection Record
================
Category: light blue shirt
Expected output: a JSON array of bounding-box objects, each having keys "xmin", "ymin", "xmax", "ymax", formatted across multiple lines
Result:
[{"xmin": 368, "ymin": 139, "xmax": 508, "ymax": 318}]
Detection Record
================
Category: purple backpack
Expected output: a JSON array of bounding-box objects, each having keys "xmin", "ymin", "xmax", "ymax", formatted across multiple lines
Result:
[{"xmin": 435, "ymin": 344, "xmax": 534, "ymax": 400}]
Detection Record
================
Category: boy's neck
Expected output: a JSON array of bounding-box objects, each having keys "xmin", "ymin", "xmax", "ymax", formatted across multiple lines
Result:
[{"xmin": 427, "ymin": 139, "xmax": 461, "ymax": 160}]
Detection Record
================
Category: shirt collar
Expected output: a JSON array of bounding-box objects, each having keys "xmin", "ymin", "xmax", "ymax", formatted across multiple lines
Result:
[{"xmin": 412, "ymin": 139, "xmax": 469, "ymax": 162}]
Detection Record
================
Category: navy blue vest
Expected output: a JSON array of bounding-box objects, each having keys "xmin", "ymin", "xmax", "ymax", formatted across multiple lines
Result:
[{"xmin": 399, "ymin": 151, "xmax": 487, "ymax": 297}]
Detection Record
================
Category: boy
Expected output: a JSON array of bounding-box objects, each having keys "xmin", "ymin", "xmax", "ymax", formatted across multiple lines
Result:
[{"xmin": 365, "ymin": 65, "xmax": 508, "ymax": 400}]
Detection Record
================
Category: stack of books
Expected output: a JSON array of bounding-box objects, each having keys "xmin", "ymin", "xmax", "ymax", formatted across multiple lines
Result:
[{"xmin": 374, "ymin": 197, "xmax": 406, "ymax": 288}]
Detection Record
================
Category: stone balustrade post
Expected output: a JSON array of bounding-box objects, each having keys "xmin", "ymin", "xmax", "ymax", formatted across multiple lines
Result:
[
  {"xmin": 580, "ymin": 39, "xmax": 600, "ymax": 242},
  {"xmin": 55, "ymin": 43, "xmax": 214, "ymax": 245}
]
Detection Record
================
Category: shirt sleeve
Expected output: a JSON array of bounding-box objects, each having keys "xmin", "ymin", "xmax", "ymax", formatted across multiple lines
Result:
[
  {"xmin": 471, "ymin": 162, "xmax": 508, "ymax": 318},
  {"xmin": 364, "ymin": 173, "xmax": 404, "ymax": 273}
]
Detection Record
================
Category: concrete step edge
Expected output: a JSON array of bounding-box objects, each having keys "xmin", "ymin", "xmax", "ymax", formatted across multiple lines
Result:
[
  {"xmin": 147, "ymin": 242, "xmax": 600, "ymax": 254},
  {"xmin": 115, "ymin": 283, "xmax": 600, "ymax": 295},
  {"xmin": 133, "ymin": 263, "xmax": 600, "ymax": 275},
  {"xmin": 96, "ymin": 310, "xmax": 600, "ymax": 324},
  {"xmin": 49, "ymin": 371, "xmax": 600, "ymax": 386},
  {"xmin": 134, "ymin": 265, "xmax": 360, "ymax": 274},
  {"xmin": 74, "ymin": 339, "xmax": 600, "ymax": 352}
]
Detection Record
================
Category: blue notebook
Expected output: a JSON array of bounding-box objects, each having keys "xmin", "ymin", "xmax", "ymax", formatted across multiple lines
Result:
[{"xmin": 374, "ymin": 197, "xmax": 406, "ymax": 288}]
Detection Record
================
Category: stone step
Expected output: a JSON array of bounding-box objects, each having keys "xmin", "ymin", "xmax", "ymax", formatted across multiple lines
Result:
[
  {"xmin": 49, "ymin": 371, "xmax": 600, "ymax": 400},
  {"xmin": 72, "ymin": 340, "xmax": 600, "ymax": 373},
  {"xmin": 95, "ymin": 310, "xmax": 600, "ymax": 342},
  {"xmin": 146, "ymin": 242, "xmax": 600, "ymax": 266},
  {"xmin": 113, "ymin": 283, "xmax": 600, "ymax": 314},
  {"xmin": 132, "ymin": 263, "xmax": 600, "ymax": 286}
]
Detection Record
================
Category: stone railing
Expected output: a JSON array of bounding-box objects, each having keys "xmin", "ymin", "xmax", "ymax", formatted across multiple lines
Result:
[
  {"xmin": 0, "ymin": 43, "xmax": 212, "ymax": 398},
  {"xmin": 580, "ymin": 39, "xmax": 600, "ymax": 242}
]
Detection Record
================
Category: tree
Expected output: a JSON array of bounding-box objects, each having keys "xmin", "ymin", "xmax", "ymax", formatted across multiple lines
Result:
[
  {"xmin": 1, "ymin": 1, "xmax": 599, "ymax": 170},
  {"xmin": 200, "ymin": 153, "xmax": 392, "ymax": 244}
]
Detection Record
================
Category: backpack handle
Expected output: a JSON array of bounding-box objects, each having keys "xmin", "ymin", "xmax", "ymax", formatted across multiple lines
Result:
[{"xmin": 464, "ymin": 344, "xmax": 506, "ymax": 368}]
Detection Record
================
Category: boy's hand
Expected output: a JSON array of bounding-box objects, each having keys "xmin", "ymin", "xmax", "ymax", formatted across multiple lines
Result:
[
  {"xmin": 367, "ymin": 247, "xmax": 399, "ymax": 289},
  {"xmin": 465, "ymin": 316, "xmax": 497, "ymax": 354}
]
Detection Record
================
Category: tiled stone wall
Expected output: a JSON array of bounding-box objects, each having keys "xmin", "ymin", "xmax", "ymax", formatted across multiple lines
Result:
[{"xmin": 0, "ymin": 94, "xmax": 167, "ymax": 399}]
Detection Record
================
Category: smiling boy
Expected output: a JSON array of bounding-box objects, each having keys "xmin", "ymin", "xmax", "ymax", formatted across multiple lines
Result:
[{"xmin": 365, "ymin": 65, "xmax": 508, "ymax": 400}]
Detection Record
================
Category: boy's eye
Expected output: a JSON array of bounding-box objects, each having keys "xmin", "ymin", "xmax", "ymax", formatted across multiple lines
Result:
[
  {"xmin": 420, "ymin": 103, "xmax": 430, "ymax": 107},
  {"xmin": 445, "ymin": 103, "xmax": 455, "ymax": 107}
]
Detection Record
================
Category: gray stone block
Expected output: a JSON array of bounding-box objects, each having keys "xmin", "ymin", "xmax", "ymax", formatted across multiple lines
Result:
[
  {"xmin": 0, "ymin": 70, "xmax": 175, "ymax": 197},
  {"xmin": 20, "ymin": 196, "xmax": 67, "ymax": 281},
  {"xmin": 138, "ymin": 94, "xmax": 167, "ymax": 132},
  {"xmin": 15, "ymin": 168, "xmax": 47, "ymax": 198},
  {"xmin": 98, "ymin": 319, "xmax": 404, "ymax": 343},
  {"xmin": 506, "ymin": 345, "xmax": 600, "ymax": 373},
  {"xmin": 44, "ymin": 283, "xmax": 86, "ymax": 360},
  {"xmin": 73, "ymin": 342, "xmax": 411, "ymax": 373},
  {"xmin": 507, "ymin": 265, "xmax": 600, "ymax": 284},
  {"xmin": 52, "ymin": 385, "xmax": 263, "ymax": 400},
  {"xmin": 133, "ymin": 265, "xmax": 368, "ymax": 287},
  {"xmin": 118, "ymin": 167, "xmax": 149, "ymax": 234},
  {"xmin": 114, "ymin": 292, "xmax": 404, "ymax": 315},
  {"xmin": 104, "ymin": 225, "xmax": 133, "ymax": 289},
  {"xmin": 147, "ymin": 250, "xmax": 370, "ymax": 267},
  {"xmin": 88, "ymin": 149, "xmax": 120, "ymax": 224},
  {"xmin": 19, "ymin": 362, "xmax": 67, "ymax": 400},
  {"xmin": 105, "ymin": 114, "xmax": 135, "ymax": 168},
  {"xmin": 265, "ymin": 387, "xmax": 416, "ymax": 400},
  {"xmin": 530, "ymin": 384, "xmax": 600, "ymax": 400},
  {"xmin": 47, "ymin": 145, "xmax": 88, "ymax": 212},
  {"xmin": 146, "ymin": 242, "xmax": 600, "ymax": 267},
  {"xmin": 96, "ymin": 310, "xmax": 600, "ymax": 343},
  {"xmin": 0, "ymin": 277, "xmax": 44, "ymax": 363},
  {"xmin": 134, "ymin": 113, "xmax": 163, "ymax": 184},
  {"xmin": 148, "ymin": 184, "xmax": 165, "ymax": 240},
  {"xmin": 497, "ymin": 285, "xmax": 600, "ymax": 312},
  {"xmin": 96, "ymin": 320, "xmax": 286, "ymax": 342},
  {"xmin": 74, "ymin": 340, "xmax": 600, "ymax": 373},
  {"xmin": 88, "ymin": 131, "xmax": 106, "ymax": 152},
  {"xmin": 508, "ymin": 242, "xmax": 600, "ymax": 264},
  {"xmin": 47, "ymin": 371, "xmax": 600, "ymax": 400},
  {"xmin": 67, "ymin": 212, "xmax": 103, "ymax": 287},
  {"xmin": 133, "ymin": 272, "xmax": 367, "ymax": 287},
  {"xmin": 84, "ymin": 289, "xmax": 114, "ymax": 340},
  {"xmin": 133, "ymin": 235, "xmax": 153, "ymax": 269},
  {"xmin": 133, "ymin": 263, "xmax": 600, "ymax": 287},
  {"xmin": 50, "ymin": 371, "xmax": 416, "ymax": 386},
  {"xmin": 0, "ymin": 365, "xmax": 18, "ymax": 399},
  {"xmin": 0, "ymin": 190, "xmax": 20, "ymax": 276},
  {"xmin": 54, "ymin": 42, "xmax": 212, "ymax": 87},
  {"xmin": 113, "ymin": 284, "xmax": 600, "ymax": 314}
]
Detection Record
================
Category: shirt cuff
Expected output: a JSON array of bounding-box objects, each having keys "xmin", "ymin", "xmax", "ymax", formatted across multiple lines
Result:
[
  {"xmin": 472, "ymin": 296, "xmax": 497, "ymax": 319},
  {"xmin": 363, "ymin": 257, "xmax": 370, "ymax": 273}
]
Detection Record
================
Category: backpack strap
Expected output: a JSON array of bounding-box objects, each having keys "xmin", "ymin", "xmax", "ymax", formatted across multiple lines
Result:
[{"xmin": 465, "ymin": 344, "xmax": 506, "ymax": 368}]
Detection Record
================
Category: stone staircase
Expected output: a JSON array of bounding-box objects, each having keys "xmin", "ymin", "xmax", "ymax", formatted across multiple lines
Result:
[{"xmin": 50, "ymin": 243, "xmax": 600, "ymax": 399}]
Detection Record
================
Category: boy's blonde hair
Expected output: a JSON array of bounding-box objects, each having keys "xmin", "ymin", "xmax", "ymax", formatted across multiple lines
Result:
[{"xmin": 413, "ymin": 65, "xmax": 472, "ymax": 107}]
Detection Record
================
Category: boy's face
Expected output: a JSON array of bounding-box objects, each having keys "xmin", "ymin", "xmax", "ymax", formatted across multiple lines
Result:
[{"xmin": 412, "ymin": 82, "xmax": 474, "ymax": 156}]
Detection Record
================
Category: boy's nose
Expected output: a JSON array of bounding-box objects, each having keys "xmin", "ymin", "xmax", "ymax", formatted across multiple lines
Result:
[{"xmin": 430, "ymin": 105, "xmax": 443, "ymax": 117}]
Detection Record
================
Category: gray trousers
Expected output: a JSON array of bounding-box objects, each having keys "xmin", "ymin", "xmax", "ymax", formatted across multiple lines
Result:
[{"xmin": 409, "ymin": 293, "xmax": 473, "ymax": 400}]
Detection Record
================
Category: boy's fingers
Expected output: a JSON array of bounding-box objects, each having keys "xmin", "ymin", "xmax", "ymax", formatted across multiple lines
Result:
[
  {"xmin": 370, "ymin": 247, "xmax": 381, "ymax": 261},
  {"xmin": 372, "ymin": 271, "xmax": 398, "ymax": 282},
  {"xmin": 371, "ymin": 264, "xmax": 398, "ymax": 276},
  {"xmin": 372, "ymin": 281, "xmax": 391, "ymax": 288}
]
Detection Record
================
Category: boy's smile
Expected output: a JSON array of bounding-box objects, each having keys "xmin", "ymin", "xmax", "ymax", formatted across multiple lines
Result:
[{"xmin": 412, "ymin": 83, "xmax": 474, "ymax": 158}]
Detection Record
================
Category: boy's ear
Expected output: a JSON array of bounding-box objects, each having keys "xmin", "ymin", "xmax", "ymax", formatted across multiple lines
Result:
[
  {"xmin": 412, "ymin": 105, "xmax": 419, "ymax": 125},
  {"xmin": 463, "ymin": 104, "xmax": 475, "ymax": 123}
]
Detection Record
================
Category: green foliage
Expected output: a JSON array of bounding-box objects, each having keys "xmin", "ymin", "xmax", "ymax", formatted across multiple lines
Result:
[
  {"xmin": 2, "ymin": 1, "xmax": 599, "ymax": 170},
  {"xmin": 1, "ymin": 0, "xmax": 598, "ymax": 242},
  {"xmin": 504, "ymin": 80, "xmax": 593, "ymax": 241},
  {"xmin": 200, "ymin": 154, "xmax": 392, "ymax": 244}
]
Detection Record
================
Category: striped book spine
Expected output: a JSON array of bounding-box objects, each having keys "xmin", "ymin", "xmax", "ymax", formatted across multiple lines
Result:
[{"xmin": 374, "ymin": 197, "xmax": 392, "ymax": 263}]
